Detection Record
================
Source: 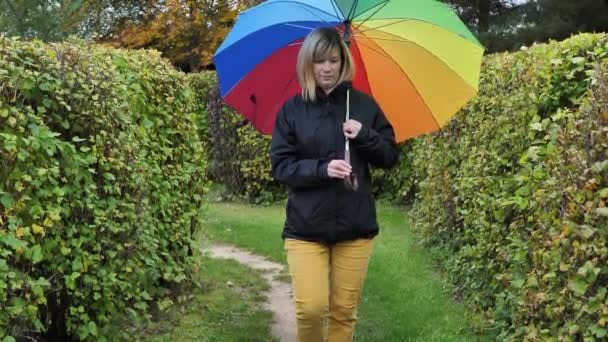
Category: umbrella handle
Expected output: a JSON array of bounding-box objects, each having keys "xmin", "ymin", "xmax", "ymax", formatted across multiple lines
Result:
[{"xmin": 344, "ymin": 143, "xmax": 357, "ymax": 191}]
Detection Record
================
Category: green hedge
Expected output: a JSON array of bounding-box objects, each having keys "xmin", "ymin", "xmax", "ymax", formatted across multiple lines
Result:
[
  {"xmin": 199, "ymin": 73, "xmax": 284, "ymax": 203},
  {"xmin": 0, "ymin": 37, "xmax": 207, "ymax": 340},
  {"xmin": 409, "ymin": 33, "xmax": 608, "ymax": 339}
]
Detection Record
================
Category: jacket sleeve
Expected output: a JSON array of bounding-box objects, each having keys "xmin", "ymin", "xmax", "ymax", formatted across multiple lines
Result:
[
  {"xmin": 270, "ymin": 103, "xmax": 331, "ymax": 189},
  {"xmin": 352, "ymin": 104, "xmax": 399, "ymax": 169}
]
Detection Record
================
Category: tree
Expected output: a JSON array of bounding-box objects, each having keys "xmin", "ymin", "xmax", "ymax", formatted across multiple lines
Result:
[
  {"xmin": 105, "ymin": 0, "xmax": 242, "ymax": 72},
  {"xmin": 517, "ymin": 0, "xmax": 608, "ymax": 45},
  {"xmin": 0, "ymin": 0, "xmax": 150, "ymax": 41},
  {"xmin": 443, "ymin": 0, "xmax": 518, "ymax": 33},
  {"xmin": 79, "ymin": 0, "xmax": 165, "ymax": 39},
  {"xmin": 0, "ymin": 0, "xmax": 98, "ymax": 40},
  {"xmin": 443, "ymin": 0, "xmax": 608, "ymax": 52},
  {"xmin": 0, "ymin": 0, "xmax": 265, "ymax": 70}
]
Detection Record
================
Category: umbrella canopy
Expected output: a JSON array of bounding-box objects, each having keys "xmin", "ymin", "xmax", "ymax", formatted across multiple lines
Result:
[{"xmin": 213, "ymin": 0, "xmax": 484, "ymax": 142}]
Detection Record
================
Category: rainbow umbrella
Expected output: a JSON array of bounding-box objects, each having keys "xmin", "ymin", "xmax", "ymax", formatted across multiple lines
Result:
[{"xmin": 213, "ymin": 0, "xmax": 484, "ymax": 142}]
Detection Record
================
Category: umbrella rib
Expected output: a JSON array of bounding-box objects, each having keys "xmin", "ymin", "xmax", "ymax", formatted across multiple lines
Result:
[
  {"xmin": 277, "ymin": 72, "xmax": 299, "ymax": 114},
  {"xmin": 350, "ymin": 37, "xmax": 392, "ymax": 60},
  {"xmin": 354, "ymin": 18, "xmax": 410, "ymax": 34},
  {"xmin": 287, "ymin": 2, "xmax": 341, "ymax": 28},
  {"xmin": 347, "ymin": 0, "xmax": 359, "ymax": 21},
  {"xmin": 329, "ymin": 0, "xmax": 347, "ymax": 21},
  {"xmin": 284, "ymin": 23, "xmax": 320, "ymax": 31},
  {"xmin": 350, "ymin": 26, "xmax": 400, "ymax": 55},
  {"xmin": 354, "ymin": 17, "xmax": 483, "ymax": 46},
  {"xmin": 353, "ymin": 32, "xmax": 443, "ymax": 132},
  {"xmin": 352, "ymin": 0, "xmax": 390, "ymax": 31},
  {"xmin": 349, "ymin": 40, "xmax": 373, "ymax": 96},
  {"xmin": 244, "ymin": 1, "xmax": 341, "ymax": 22},
  {"xmin": 352, "ymin": 34, "xmax": 408, "ymax": 43}
]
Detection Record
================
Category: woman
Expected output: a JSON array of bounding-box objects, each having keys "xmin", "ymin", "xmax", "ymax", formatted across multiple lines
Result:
[{"xmin": 270, "ymin": 27, "xmax": 399, "ymax": 342}]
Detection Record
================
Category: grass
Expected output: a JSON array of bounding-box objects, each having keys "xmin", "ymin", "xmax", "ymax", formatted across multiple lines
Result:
[
  {"xmin": 203, "ymin": 201, "xmax": 288, "ymax": 264},
  {"xmin": 132, "ymin": 256, "xmax": 276, "ymax": 342},
  {"xmin": 354, "ymin": 204, "xmax": 479, "ymax": 341},
  {"xmin": 204, "ymin": 200, "xmax": 486, "ymax": 341}
]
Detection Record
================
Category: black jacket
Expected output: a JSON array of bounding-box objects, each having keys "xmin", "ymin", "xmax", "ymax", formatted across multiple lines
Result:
[{"xmin": 270, "ymin": 81, "xmax": 399, "ymax": 245}]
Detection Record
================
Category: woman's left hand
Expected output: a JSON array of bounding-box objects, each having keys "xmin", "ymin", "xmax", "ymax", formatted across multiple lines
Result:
[{"xmin": 343, "ymin": 119, "xmax": 362, "ymax": 139}]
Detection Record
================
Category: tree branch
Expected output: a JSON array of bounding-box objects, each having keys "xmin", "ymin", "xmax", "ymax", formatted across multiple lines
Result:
[{"xmin": 2, "ymin": 0, "xmax": 18, "ymax": 17}]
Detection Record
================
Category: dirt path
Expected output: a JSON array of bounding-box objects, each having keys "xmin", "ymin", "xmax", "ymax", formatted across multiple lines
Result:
[{"xmin": 205, "ymin": 244, "xmax": 296, "ymax": 342}]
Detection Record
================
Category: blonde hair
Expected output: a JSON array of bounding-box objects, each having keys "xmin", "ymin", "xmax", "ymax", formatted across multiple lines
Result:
[{"xmin": 296, "ymin": 27, "xmax": 355, "ymax": 102}]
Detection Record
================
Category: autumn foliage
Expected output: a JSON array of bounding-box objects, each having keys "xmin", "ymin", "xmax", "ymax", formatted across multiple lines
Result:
[{"xmin": 106, "ymin": 0, "xmax": 250, "ymax": 72}]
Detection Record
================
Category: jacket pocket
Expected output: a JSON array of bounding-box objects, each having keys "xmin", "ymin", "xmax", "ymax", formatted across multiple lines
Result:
[
  {"xmin": 287, "ymin": 189, "xmax": 331, "ymax": 234},
  {"xmin": 345, "ymin": 191, "xmax": 374, "ymax": 229}
]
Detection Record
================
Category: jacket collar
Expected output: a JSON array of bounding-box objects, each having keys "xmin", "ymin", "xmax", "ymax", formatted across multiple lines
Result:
[{"xmin": 315, "ymin": 80, "xmax": 352, "ymax": 104}]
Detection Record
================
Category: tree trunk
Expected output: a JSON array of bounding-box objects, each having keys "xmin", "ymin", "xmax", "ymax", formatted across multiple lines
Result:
[
  {"xmin": 46, "ymin": 287, "xmax": 70, "ymax": 341},
  {"xmin": 477, "ymin": 0, "xmax": 491, "ymax": 32}
]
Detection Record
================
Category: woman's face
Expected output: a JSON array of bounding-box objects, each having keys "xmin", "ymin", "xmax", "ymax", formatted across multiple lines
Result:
[{"xmin": 313, "ymin": 47, "xmax": 342, "ymax": 92}]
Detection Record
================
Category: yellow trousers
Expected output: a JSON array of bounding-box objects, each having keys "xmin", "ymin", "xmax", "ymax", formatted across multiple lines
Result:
[{"xmin": 284, "ymin": 238, "xmax": 374, "ymax": 342}]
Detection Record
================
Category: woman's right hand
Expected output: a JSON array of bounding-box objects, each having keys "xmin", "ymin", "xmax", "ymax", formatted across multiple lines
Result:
[{"xmin": 327, "ymin": 160, "xmax": 352, "ymax": 179}]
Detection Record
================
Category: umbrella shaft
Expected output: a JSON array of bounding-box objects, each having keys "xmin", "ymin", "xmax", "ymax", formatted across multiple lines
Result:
[
  {"xmin": 345, "ymin": 89, "xmax": 350, "ymax": 154},
  {"xmin": 343, "ymin": 20, "xmax": 352, "ymax": 47},
  {"xmin": 346, "ymin": 88, "xmax": 350, "ymax": 145}
]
